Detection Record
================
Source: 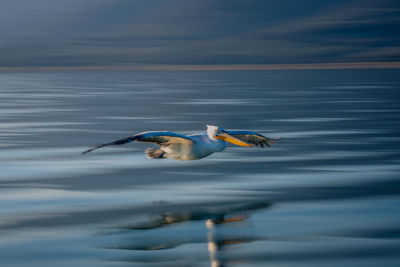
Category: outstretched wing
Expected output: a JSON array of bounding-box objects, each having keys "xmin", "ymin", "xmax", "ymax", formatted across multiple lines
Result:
[
  {"xmin": 82, "ymin": 131, "xmax": 194, "ymax": 154},
  {"xmin": 226, "ymin": 130, "xmax": 280, "ymax": 148}
]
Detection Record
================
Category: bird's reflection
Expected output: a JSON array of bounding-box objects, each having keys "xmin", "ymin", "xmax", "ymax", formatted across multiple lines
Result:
[
  {"xmin": 205, "ymin": 215, "xmax": 250, "ymax": 267},
  {"xmin": 104, "ymin": 201, "xmax": 271, "ymax": 266}
]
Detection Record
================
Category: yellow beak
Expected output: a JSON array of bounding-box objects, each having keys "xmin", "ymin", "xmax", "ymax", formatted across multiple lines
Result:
[{"xmin": 215, "ymin": 131, "xmax": 253, "ymax": 147}]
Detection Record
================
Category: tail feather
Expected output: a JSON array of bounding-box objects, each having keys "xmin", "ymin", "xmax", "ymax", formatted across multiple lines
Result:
[{"xmin": 145, "ymin": 148, "xmax": 165, "ymax": 159}]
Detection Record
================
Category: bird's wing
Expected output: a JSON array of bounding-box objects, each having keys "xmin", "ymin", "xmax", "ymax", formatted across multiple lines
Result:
[
  {"xmin": 225, "ymin": 130, "xmax": 280, "ymax": 148},
  {"xmin": 82, "ymin": 131, "xmax": 194, "ymax": 154}
]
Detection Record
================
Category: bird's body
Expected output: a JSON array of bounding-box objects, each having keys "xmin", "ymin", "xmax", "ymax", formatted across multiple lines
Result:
[
  {"xmin": 83, "ymin": 125, "xmax": 279, "ymax": 161},
  {"xmin": 162, "ymin": 134, "xmax": 226, "ymax": 160}
]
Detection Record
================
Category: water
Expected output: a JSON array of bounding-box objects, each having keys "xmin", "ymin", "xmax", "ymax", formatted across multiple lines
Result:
[{"xmin": 0, "ymin": 69, "xmax": 399, "ymax": 266}]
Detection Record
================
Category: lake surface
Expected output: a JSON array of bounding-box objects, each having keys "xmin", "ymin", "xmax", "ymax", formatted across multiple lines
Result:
[{"xmin": 0, "ymin": 69, "xmax": 399, "ymax": 266}]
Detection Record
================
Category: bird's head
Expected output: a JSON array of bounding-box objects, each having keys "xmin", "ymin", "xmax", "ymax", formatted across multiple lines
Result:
[
  {"xmin": 206, "ymin": 125, "xmax": 253, "ymax": 147},
  {"xmin": 206, "ymin": 125, "xmax": 223, "ymax": 140}
]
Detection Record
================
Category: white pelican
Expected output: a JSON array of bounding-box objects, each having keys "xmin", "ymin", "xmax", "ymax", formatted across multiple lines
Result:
[{"xmin": 82, "ymin": 125, "xmax": 279, "ymax": 160}]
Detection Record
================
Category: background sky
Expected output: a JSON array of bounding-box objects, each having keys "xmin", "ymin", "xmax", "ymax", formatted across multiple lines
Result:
[{"xmin": 1, "ymin": 0, "xmax": 399, "ymax": 69}]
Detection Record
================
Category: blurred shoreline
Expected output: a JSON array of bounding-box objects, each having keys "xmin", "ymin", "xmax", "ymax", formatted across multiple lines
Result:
[{"xmin": 1, "ymin": 61, "xmax": 400, "ymax": 72}]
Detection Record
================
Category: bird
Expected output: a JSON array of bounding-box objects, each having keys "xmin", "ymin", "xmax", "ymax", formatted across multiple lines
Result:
[{"xmin": 82, "ymin": 125, "xmax": 280, "ymax": 161}]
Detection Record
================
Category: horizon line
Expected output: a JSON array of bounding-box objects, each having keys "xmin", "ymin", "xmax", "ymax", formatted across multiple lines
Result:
[{"xmin": 1, "ymin": 62, "xmax": 400, "ymax": 72}]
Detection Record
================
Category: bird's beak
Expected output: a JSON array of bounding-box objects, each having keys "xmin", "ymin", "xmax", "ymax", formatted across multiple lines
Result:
[{"xmin": 215, "ymin": 131, "xmax": 253, "ymax": 147}]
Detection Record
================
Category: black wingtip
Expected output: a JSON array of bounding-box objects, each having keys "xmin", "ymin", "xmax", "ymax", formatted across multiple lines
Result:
[
  {"xmin": 81, "ymin": 146, "xmax": 99, "ymax": 154},
  {"xmin": 263, "ymin": 137, "xmax": 280, "ymax": 147},
  {"xmin": 81, "ymin": 149, "xmax": 91, "ymax": 155}
]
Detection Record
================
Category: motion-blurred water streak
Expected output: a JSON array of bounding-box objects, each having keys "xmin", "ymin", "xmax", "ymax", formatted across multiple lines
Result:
[{"xmin": 0, "ymin": 69, "xmax": 399, "ymax": 267}]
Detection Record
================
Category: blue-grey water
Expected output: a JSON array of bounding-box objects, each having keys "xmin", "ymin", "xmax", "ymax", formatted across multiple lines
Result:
[{"xmin": 0, "ymin": 69, "xmax": 399, "ymax": 266}]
